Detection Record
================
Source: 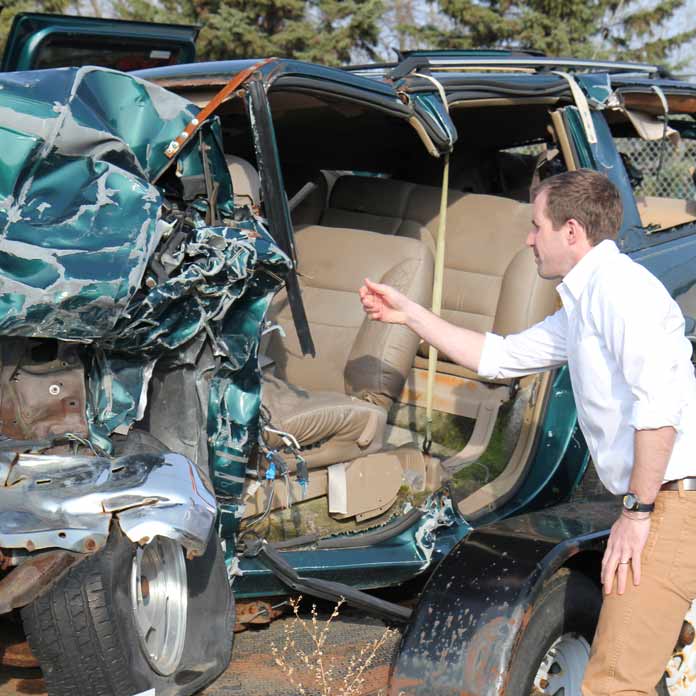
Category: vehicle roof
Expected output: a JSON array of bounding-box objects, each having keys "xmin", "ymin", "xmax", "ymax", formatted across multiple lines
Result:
[
  {"xmin": 134, "ymin": 58, "xmax": 397, "ymax": 99},
  {"xmin": 135, "ymin": 55, "xmax": 696, "ymax": 104}
]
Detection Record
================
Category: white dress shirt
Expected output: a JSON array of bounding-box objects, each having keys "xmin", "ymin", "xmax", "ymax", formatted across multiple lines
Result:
[{"xmin": 478, "ymin": 239, "xmax": 696, "ymax": 495}]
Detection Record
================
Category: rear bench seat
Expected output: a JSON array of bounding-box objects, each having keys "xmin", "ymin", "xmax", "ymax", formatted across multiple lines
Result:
[{"xmin": 293, "ymin": 174, "xmax": 558, "ymax": 379}]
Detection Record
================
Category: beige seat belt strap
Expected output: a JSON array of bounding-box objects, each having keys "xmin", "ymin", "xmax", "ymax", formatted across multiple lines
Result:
[
  {"xmin": 650, "ymin": 85, "xmax": 670, "ymax": 191},
  {"xmin": 411, "ymin": 72, "xmax": 452, "ymax": 453},
  {"xmin": 551, "ymin": 71, "xmax": 597, "ymax": 145},
  {"xmin": 424, "ymin": 152, "xmax": 450, "ymax": 453}
]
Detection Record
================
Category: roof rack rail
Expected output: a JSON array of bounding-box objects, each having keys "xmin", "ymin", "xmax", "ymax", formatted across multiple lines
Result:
[
  {"xmin": 398, "ymin": 48, "xmax": 547, "ymax": 60},
  {"xmin": 343, "ymin": 61, "xmax": 396, "ymax": 76},
  {"xmin": 343, "ymin": 54, "xmax": 665, "ymax": 80},
  {"xmin": 388, "ymin": 55, "xmax": 661, "ymax": 80}
]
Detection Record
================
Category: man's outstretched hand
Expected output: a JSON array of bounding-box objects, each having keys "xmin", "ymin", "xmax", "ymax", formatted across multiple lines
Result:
[
  {"xmin": 360, "ymin": 277, "xmax": 485, "ymax": 372},
  {"xmin": 359, "ymin": 278, "xmax": 410, "ymax": 324}
]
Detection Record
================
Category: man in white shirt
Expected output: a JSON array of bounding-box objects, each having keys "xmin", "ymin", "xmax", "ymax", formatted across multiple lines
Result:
[{"xmin": 359, "ymin": 169, "xmax": 696, "ymax": 695}]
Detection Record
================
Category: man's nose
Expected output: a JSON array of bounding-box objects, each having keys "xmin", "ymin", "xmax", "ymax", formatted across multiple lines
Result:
[{"xmin": 526, "ymin": 231, "xmax": 535, "ymax": 247}]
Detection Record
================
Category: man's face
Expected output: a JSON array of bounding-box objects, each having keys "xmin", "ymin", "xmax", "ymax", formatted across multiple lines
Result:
[{"xmin": 527, "ymin": 190, "xmax": 572, "ymax": 279}]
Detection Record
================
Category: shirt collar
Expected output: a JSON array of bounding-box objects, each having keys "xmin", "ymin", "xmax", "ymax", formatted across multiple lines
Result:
[{"xmin": 558, "ymin": 239, "xmax": 619, "ymax": 308}]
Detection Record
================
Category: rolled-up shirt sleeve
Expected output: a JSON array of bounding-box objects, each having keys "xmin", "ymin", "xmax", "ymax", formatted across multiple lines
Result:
[
  {"xmin": 478, "ymin": 308, "xmax": 569, "ymax": 379},
  {"xmin": 591, "ymin": 271, "xmax": 691, "ymax": 432}
]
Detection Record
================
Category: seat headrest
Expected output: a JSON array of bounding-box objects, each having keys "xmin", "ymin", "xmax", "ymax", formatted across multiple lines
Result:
[{"xmin": 225, "ymin": 155, "xmax": 261, "ymax": 208}]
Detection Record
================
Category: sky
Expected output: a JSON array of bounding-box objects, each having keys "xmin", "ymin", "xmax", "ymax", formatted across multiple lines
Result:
[{"xmin": 666, "ymin": 0, "xmax": 696, "ymax": 79}]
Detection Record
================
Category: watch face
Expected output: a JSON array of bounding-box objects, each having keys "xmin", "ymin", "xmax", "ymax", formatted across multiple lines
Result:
[{"xmin": 623, "ymin": 493, "xmax": 638, "ymax": 511}]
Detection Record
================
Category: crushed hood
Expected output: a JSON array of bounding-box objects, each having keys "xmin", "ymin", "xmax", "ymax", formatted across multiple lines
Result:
[
  {"xmin": 0, "ymin": 67, "xmax": 291, "ymax": 529},
  {"xmin": 0, "ymin": 66, "xmax": 203, "ymax": 339}
]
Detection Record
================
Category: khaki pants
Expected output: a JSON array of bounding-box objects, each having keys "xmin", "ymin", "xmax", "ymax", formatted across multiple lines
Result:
[{"xmin": 582, "ymin": 485, "xmax": 696, "ymax": 695}]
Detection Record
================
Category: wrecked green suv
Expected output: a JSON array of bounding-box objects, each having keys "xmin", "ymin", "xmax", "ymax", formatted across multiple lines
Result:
[{"xmin": 2, "ymin": 48, "xmax": 696, "ymax": 696}]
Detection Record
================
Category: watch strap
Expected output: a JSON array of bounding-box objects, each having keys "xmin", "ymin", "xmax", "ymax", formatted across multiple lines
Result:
[{"xmin": 622, "ymin": 493, "xmax": 655, "ymax": 513}]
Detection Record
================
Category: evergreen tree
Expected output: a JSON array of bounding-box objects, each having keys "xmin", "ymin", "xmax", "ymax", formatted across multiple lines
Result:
[
  {"xmin": 380, "ymin": 0, "xmax": 419, "ymax": 56},
  {"xmin": 114, "ymin": 0, "xmax": 383, "ymax": 65},
  {"xmin": 406, "ymin": 0, "xmax": 696, "ymax": 67},
  {"xmin": 0, "ymin": 1, "xmax": 71, "ymax": 50}
]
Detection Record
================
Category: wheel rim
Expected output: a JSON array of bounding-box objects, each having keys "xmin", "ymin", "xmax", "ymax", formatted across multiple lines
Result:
[
  {"xmin": 130, "ymin": 537, "xmax": 188, "ymax": 676},
  {"xmin": 533, "ymin": 632, "xmax": 591, "ymax": 695}
]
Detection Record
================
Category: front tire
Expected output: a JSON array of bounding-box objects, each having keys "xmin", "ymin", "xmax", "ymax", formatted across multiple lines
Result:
[{"xmin": 21, "ymin": 525, "xmax": 234, "ymax": 696}]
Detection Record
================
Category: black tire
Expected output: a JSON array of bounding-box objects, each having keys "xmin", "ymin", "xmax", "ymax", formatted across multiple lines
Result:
[
  {"xmin": 506, "ymin": 569, "xmax": 600, "ymax": 696},
  {"xmin": 506, "ymin": 568, "xmax": 669, "ymax": 696},
  {"xmin": 21, "ymin": 525, "xmax": 234, "ymax": 696}
]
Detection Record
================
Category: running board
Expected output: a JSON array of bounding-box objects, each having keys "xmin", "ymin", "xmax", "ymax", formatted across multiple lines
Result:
[{"xmin": 249, "ymin": 541, "xmax": 412, "ymax": 623}]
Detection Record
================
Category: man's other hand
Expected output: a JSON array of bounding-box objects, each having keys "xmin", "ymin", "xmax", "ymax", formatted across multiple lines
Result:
[
  {"xmin": 601, "ymin": 513, "xmax": 651, "ymax": 595},
  {"xmin": 359, "ymin": 278, "xmax": 410, "ymax": 324}
]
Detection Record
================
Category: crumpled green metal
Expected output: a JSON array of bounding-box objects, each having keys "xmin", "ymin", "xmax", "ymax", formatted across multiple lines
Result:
[
  {"xmin": 0, "ymin": 67, "xmax": 191, "ymax": 337},
  {"xmin": 412, "ymin": 93, "xmax": 457, "ymax": 152},
  {"xmin": 0, "ymin": 66, "xmax": 291, "ymax": 511},
  {"xmin": 88, "ymin": 213, "xmax": 290, "ymax": 452},
  {"xmin": 575, "ymin": 73, "xmax": 614, "ymax": 110}
]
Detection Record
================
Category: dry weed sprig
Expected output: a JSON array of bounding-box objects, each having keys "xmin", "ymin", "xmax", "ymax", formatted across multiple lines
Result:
[{"xmin": 270, "ymin": 595, "xmax": 399, "ymax": 696}]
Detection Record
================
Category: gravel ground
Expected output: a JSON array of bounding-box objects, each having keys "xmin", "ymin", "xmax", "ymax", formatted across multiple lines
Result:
[{"xmin": 0, "ymin": 603, "xmax": 402, "ymax": 696}]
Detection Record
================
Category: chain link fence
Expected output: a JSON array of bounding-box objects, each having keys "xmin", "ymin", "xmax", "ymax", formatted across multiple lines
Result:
[
  {"xmin": 615, "ymin": 137, "xmax": 696, "ymax": 200},
  {"xmin": 510, "ymin": 135, "xmax": 696, "ymax": 201}
]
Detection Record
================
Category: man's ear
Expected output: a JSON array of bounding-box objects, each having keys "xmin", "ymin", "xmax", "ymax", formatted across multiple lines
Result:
[{"xmin": 565, "ymin": 218, "xmax": 587, "ymax": 246}]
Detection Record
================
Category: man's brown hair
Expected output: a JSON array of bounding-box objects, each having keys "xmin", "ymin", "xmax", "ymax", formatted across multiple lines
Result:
[{"xmin": 531, "ymin": 169, "xmax": 623, "ymax": 245}]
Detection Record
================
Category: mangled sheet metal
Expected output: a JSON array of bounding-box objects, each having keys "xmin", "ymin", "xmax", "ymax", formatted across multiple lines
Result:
[
  {"xmin": 0, "ymin": 66, "xmax": 292, "ymax": 549},
  {"xmin": 0, "ymin": 450, "xmax": 217, "ymax": 555},
  {"xmin": 0, "ymin": 66, "xmax": 189, "ymax": 338}
]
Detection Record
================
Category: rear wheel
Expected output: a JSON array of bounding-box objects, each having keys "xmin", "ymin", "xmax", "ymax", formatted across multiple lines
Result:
[
  {"xmin": 22, "ymin": 525, "xmax": 234, "ymax": 696},
  {"xmin": 506, "ymin": 569, "xmax": 600, "ymax": 696},
  {"xmin": 507, "ymin": 568, "xmax": 669, "ymax": 696}
]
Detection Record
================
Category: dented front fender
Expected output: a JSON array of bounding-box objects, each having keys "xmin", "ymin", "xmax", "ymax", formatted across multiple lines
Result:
[{"xmin": 0, "ymin": 450, "xmax": 217, "ymax": 558}]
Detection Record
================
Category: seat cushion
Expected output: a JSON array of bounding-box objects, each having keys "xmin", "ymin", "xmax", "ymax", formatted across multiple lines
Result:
[
  {"xmin": 323, "ymin": 176, "xmax": 558, "ymax": 347},
  {"xmin": 266, "ymin": 225, "xmax": 433, "ymax": 408},
  {"xmin": 262, "ymin": 374, "xmax": 386, "ymax": 470}
]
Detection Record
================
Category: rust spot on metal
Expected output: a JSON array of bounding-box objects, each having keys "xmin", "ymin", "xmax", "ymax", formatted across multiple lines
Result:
[
  {"xmin": 388, "ymin": 675, "xmax": 424, "ymax": 694},
  {"xmin": 679, "ymin": 619, "xmax": 695, "ymax": 647},
  {"xmin": 163, "ymin": 58, "xmax": 275, "ymax": 159},
  {"xmin": 83, "ymin": 537, "xmax": 97, "ymax": 552},
  {"xmin": 25, "ymin": 541, "xmax": 34, "ymax": 552},
  {"xmin": 234, "ymin": 599, "xmax": 286, "ymax": 632},
  {"xmin": 0, "ymin": 550, "xmax": 80, "ymax": 614},
  {"xmin": 0, "ymin": 620, "xmax": 39, "ymax": 668},
  {"xmin": 140, "ymin": 576, "xmax": 150, "ymax": 600},
  {"xmin": 0, "ymin": 339, "xmax": 88, "ymax": 440}
]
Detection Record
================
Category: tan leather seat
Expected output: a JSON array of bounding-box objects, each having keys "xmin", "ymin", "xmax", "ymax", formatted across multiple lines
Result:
[
  {"xmin": 264, "ymin": 225, "xmax": 434, "ymax": 468},
  {"xmin": 225, "ymin": 154, "xmax": 261, "ymax": 209},
  {"xmin": 305, "ymin": 175, "xmax": 557, "ymax": 377}
]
